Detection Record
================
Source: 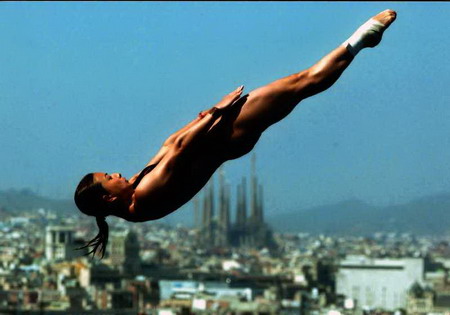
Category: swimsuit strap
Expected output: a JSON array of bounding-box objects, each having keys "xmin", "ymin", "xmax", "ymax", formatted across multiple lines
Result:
[{"xmin": 132, "ymin": 164, "xmax": 157, "ymax": 189}]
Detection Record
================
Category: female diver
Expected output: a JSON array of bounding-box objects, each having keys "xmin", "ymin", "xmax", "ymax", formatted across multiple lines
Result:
[{"xmin": 75, "ymin": 10, "xmax": 397, "ymax": 258}]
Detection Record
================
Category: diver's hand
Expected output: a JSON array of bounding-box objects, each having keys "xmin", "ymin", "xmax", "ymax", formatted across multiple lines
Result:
[
  {"xmin": 197, "ymin": 86, "xmax": 244, "ymax": 119},
  {"xmin": 214, "ymin": 85, "xmax": 244, "ymax": 111}
]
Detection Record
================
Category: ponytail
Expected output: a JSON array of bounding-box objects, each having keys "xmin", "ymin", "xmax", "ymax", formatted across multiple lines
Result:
[
  {"xmin": 77, "ymin": 216, "xmax": 109, "ymax": 259},
  {"xmin": 74, "ymin": 173, "xmax": 111, "ymax": 259}
]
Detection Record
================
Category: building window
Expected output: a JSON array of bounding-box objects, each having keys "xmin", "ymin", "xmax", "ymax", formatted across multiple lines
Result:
[
  {"xmin": 59, "ymin": 232, "xmax": 66, "ymax": 243},
  {"xmin": 352, "ymin": 286, "xmax": 360, "ymax": 303}
]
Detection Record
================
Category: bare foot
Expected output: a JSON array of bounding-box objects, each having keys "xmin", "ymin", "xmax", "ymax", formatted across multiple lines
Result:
[
  {"xmin": 372, "ymin": 9, "xmax": 397, "ymax": 28},
  {"xmin": 365, "ymin": 9, "xmax": 397, "ymax": 47}
]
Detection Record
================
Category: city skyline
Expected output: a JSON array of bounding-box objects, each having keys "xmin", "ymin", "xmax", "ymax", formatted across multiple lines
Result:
[
  {"xmin": 2, "ymin": 205, "xmax": 450, "ymax": 313},
  {"xmin": 197, "ymin": 154, "xmax": 274, "ymax": 249}
]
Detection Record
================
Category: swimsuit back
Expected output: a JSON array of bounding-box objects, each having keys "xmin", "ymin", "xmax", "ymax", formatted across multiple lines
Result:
[{"xmin": 132, "ymin": 164, "xmax": 157, "ymax": 189}]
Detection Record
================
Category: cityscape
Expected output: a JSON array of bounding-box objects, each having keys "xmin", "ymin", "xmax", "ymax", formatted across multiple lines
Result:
[
  {"xmin": 1, "ymin": 157, "xmax": 450, "ymax": 315},
  {"xmin": 0, "ymin": 2, "xmax": 449, "ymax": 315}
]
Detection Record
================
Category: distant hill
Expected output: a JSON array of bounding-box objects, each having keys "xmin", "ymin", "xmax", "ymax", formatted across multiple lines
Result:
[
  {"xmin": 0, "ymin": 189, "xmax": 76, "ymax": 214},
  {"xmin": 1, "ymin": 188, "xmax": 450, "ymax": 236},
  {"xmin": 267, "ymin": 194, "xmax": 450, "ymax": 236},
  {"xmin": 163, "ymin": 193, "xmax": 450, "ymax": 236}
]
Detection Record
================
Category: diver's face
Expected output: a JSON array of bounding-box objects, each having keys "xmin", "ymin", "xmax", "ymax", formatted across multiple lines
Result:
[{"xmin": 93, "ymin": 172, "xmax": 132, "ymax": 200}]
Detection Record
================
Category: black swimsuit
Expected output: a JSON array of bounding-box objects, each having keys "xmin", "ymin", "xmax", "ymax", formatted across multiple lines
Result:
[{"xmin": 132, "ymin": 164, "xmax": 157, "ymax": 189}]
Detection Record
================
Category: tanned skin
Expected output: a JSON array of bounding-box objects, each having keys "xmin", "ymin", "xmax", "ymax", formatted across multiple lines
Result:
[{"xmin": 92, "ymin": 10, "xmax": 397, "ymax": 223}]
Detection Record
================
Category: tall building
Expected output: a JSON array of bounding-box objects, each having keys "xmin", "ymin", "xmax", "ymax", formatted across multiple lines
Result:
[
  {"xmin": 107, "ymin": 229, "xmax": 142, "ymax": 277},
  {"xmin": 336, "ymin": 255, "xmax": 424, "ymax": 310},
  {"xmin": 200, "ymin": 180, "xmax": 216, "ymax": 246},
  {"xmin": 193, "ymin": 196, "xmax": 200, "ymax": 229},
  {"xmin": 236, "ymin": 177, "xmax": 247, "ymax": 227},
  {"xmin": 216, "ymin": 167, "xmax": 230, "ymax": 247},
  {"xmin": 249, "ymin": 154, "xmax": 260, "ymax": 224},
  {"xmin": 45, "ymin": 225, "xmax": 77, "ymax": 261},
  {"xmin": 199, "ymin": 154, "xmax": 274, "ymax": 249}
]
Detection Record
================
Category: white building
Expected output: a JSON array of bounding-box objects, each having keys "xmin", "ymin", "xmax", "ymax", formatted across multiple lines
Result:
[
  {"xmin": 336, "ymin": 255, "xmax": 424, "ymax": 311},
  {"xmin": 159, "ymin": 280, "xmax": 252, "ymax": 302},
  {"xmin": 45, "ymin": 225, "xmax": 76, "ymax": 261}
]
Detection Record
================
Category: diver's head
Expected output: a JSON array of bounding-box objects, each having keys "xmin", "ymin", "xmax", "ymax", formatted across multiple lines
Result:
[
  {"xmin": 75, "ymin": 173, "xmax": 108, "ymax": 217},
  {"xmin": 74, "ymin": 172, "xmax": 133, "ymax": 258},
  {"xmin": 75, "ymin": 172, "xmax": 133, "ymax": 216}
]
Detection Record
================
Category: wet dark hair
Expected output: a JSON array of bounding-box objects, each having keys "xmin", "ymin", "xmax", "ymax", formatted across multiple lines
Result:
[{"xmin": 74, "ymin": 173, "xmax": 110, "ymax": 259}]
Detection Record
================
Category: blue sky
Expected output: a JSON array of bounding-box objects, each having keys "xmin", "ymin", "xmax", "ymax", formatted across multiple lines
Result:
[{"xmin": 1, "ymin": 2, "xmax": 449, "ymax": 217}]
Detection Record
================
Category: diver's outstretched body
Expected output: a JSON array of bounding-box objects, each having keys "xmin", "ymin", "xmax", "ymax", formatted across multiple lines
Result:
[{"xmin": 75, "ymin": 9, "xmax": 396, "ymax": 257}]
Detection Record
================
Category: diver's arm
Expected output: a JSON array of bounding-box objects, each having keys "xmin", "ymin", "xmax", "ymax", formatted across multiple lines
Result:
[
  {"xmin": 162, "ymin": 113, "xmax": 206, "ymax": 146},
  {"xmin": 162, "ymin": 86, "xmax": 244, "ymax": 146},
  {"xmin": 172, "ymin": 86, "xmax": 245, "ymax": 151},
  {"xmin": 173, "ymin": 108, "xmax": 223, "ymax": 152},
  {"xmin": 146, "ymin": 145, "xmax": 170, "ymax": 166},
  {"xmin": 131, "ymin": 87, "xmax": 243, "ymax": 180},
  {"xmin": 140, "ymin": 109, "xmax": 215, "ymax": 167},
  {"xmin": 129, "ymin": 110, "xmax": 212, "ymax": 182}
]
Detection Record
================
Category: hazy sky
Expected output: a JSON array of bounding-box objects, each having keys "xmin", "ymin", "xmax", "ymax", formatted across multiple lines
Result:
[{"xmin": 1, "ymin": 2, "xmax": 449, "ymax": 216}]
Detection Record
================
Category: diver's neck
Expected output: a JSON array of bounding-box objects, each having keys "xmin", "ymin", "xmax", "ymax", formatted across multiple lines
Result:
[{"xmin": 110, "ymin": 192, "xmax": 136, "ymax": 222}]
